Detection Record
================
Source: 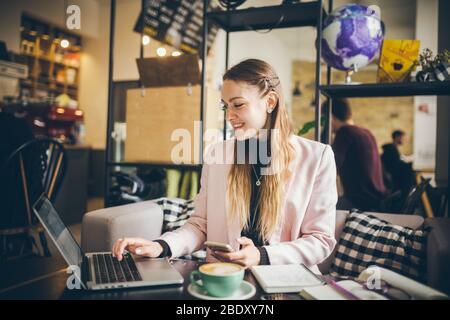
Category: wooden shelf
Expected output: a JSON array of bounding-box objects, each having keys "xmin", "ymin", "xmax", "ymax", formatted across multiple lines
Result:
[
  {"xmin": 22, "ymin": 78, "xmax": 77, "ymax": 88},
  {"xmin": 17, "ymin": 14, "xmax": 82, "ymax": 102},
  {"xmin": 319, "ymin": 81, "xmax": 450, "ymax": 98},
  {"xmin": 207, "ymin": 1, "xmax": 323, "ymax": 32},
  {"xmin": 20, "ymin": 80, "xmax": 76, "ymax": 95},
  {"xmin": 20, "ymin": 53, "xmax": 79, "ymax": 69}
]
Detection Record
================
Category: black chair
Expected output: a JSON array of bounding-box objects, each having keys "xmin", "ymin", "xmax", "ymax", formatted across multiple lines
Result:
[
  {"xmin": 0, "ymin": 137, "xmax": 67, "ymax": 260},
  {"xmin": 379, "ymin": 175, "xmax": 431, "ymax": 215},
  {"xmin": 401, "ymin": 176, "xmax": 431, "ymax": 214}
]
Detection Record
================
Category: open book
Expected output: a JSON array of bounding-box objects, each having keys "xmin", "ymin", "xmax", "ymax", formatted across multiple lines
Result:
[{"xmin": 250, "ymin": 264, "xmax": 324, "ymax": 293}]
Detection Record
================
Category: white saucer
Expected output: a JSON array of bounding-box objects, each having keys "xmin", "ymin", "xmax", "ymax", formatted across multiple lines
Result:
[{"xmin": 188, "ymin": 280, "xmax": 256, "ymax": 300}]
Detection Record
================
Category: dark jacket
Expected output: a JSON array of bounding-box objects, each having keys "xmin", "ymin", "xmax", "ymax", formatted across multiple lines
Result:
[{"xmin": 381, "ymin": 143, "xmax": 414, "ymax": 194}]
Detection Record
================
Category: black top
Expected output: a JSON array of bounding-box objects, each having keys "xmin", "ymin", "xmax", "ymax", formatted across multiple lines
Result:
[
  {"xmin": 155, "ymin": 137, "xmax": 271, "ymax": 265},
  {"xmin": 239, "ymin": 137, "xmax": 269, "ymax": 247},
  {"xmin": 238, "ymin": 137, "xmax": 270, "ymax": 265},
  {"xmin": 381, "ymin": 143, "xmax": 414, "ymax": 194}
]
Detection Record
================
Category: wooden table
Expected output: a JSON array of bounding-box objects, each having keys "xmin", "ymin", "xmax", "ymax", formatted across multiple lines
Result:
[{"xmin": 0, "ymin": 259, "xmax": 303, "ymax": 300}]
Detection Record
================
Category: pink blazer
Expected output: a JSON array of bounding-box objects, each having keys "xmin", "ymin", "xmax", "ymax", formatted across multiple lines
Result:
[{"xmin": 158, "ymin": 135, "xmax": 338, "ymax": 273}]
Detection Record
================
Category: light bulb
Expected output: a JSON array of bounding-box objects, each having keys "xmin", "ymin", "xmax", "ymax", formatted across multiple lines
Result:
[
  {"xmin": 156, "ymin": 47, "xmax": 167, "ymax": 57},
  {"xmin": 61, "ymin": 39, "xmax": 70, "ymax": 48},
  {"xmin": 171, "ymin": 51, "xmax": 181, "ymax": 57},
  {"xmin": 142, "ymin": 35, "xmax": 150, "ymax": 46}
]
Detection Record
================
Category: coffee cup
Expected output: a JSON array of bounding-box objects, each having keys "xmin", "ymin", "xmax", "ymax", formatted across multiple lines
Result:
[{"xmin": 190, "ymin": 262, "xmax": 244, "ymax": 297}]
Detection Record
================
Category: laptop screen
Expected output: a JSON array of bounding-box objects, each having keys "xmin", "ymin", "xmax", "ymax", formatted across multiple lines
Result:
[{"xmin": 33, "ymin": 195, "xmax": 83, "ymax": 268}]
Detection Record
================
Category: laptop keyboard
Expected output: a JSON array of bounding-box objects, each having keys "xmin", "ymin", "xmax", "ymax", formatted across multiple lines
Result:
[{"xmin": 92, "ymin": 253, "xmax": 142, "ymax": 284}]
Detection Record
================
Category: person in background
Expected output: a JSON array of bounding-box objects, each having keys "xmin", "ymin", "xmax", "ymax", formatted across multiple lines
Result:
[
  {"xmin": 326, "ymin": 99, "xmax": 387, "ymax": 211},
  {"xmin": 381, "ymin": 130, "xmax": 415, "ymax": 199}
]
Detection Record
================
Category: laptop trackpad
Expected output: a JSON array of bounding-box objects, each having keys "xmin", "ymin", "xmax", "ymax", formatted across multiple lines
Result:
[{"xmin": 134, "ymin": 257, "xmax": 184, "ymax": 285}]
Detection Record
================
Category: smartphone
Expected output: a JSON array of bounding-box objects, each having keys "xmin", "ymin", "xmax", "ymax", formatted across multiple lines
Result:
[{"xmin": 204, "ymin": 241, "xmax": 234, "ymax": 253}]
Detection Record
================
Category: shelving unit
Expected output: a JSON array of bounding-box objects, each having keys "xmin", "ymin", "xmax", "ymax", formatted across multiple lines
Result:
[
  {"xmin": 201, "ymin": 0, "xmax": 331, "ymax": 143},
  {"xmin": 206, "ymin": 2, "xmax": 324, "ymax": 31},
  {"xmin": 16, "ymin": 14, "xmax": 82, "ymax": 101},
  {"xmin": 315, "ymin": 3, "xmax": 450, "ymax": 216},
  {"xmin": 320, "ymin": 81, "xmax": 450, "ymax": 98},
  {"xmin": 202, "ymin": 1, "xmax": 449, "ymax": 215}
]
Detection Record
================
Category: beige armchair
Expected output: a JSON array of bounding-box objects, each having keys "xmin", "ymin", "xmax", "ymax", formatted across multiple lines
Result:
[{"xmin": 82, "ymin": 200, "xmax": 450, "ymax": 294}]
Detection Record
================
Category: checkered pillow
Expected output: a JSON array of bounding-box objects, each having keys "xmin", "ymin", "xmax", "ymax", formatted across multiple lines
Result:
[
  {"xmin": 154, "ymin": 197, "xmax": 195, "ymax": 232},
  {"xmin": 329, "ymin": 211, "xmax": 428, "ymax": 281}
]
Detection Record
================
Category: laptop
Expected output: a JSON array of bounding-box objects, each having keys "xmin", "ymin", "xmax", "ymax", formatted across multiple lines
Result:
[{"xmin": 32, "ymin": 194, "xmax": 184, "ymax": 290}]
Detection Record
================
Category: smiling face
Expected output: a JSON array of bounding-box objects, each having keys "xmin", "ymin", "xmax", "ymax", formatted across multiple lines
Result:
[{"xmin": 221, "ymin": 80, "xmax": 276, "ymax": 140}]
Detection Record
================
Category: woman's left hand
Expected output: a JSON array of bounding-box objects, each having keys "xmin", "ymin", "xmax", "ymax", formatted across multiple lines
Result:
[{"xmin": 211, "ymin": 237, "xmax": 260, "ymax": 268}]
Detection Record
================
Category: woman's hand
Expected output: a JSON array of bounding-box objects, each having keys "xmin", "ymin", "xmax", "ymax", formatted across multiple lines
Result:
[
  {"xmin": 112, "ymin": 237, "xmax": 163, "ymax": 261},
  {"xmin": 211, "ymin": 237, "xmax": 260, "ymax": 268}
]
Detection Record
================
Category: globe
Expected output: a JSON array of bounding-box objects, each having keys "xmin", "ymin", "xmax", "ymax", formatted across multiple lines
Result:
[{"xmin": 321, "ymin": 4, "xmax": 384, "ymax": 72}]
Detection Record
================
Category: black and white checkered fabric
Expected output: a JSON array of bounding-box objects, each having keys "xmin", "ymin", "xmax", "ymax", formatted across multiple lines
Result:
[
  {"xmin": 329, "ymin": 211, "xmax": 428, "ymax": 281},
  {"xmin": 154, "ymin": 197, "xmax": 195, "ymax": 233}
]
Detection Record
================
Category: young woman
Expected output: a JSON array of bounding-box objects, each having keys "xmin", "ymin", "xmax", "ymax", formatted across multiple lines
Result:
[{"xmin": 112, "ymin": 59, "xmax": 337, "ymax": 273}]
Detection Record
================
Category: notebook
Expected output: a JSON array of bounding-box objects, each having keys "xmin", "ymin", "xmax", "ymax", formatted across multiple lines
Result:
[
  {"xmin": 299, "ymin": 280, "xmax": 388, "ymax": 300},
  {"xmin": 250, "ymin": 264, "xmax": 324, "ymax": 293}
]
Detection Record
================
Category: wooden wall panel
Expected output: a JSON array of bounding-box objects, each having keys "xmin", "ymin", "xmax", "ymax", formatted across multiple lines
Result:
[{"xmin": 125, "ymin": 85, "xmax": 201, "ymax": 164}]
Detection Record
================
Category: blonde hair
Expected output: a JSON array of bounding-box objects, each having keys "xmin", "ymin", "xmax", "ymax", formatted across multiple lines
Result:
[{"xmin": 224, "ymin": 59, "xmax": 295, "ymax": 242}]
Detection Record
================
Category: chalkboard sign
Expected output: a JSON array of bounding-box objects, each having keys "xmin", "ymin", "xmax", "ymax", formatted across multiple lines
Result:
[
  {"xmin": 134, "ymin": 0, "xmax": 219, "ymax": 57},
  {"xmin": 136, "ymin": 54, "xmax": 201, "ymax": 87}
]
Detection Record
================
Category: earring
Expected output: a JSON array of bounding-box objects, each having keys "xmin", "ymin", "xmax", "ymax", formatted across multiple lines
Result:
[{"xmin": 267, "ymin": 108, "xmax": 273, "ymax": 114}]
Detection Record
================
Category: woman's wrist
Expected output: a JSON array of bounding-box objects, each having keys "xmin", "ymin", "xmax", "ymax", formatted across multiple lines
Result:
[
  {"xmin": 153, "ymin": 239, "xmax": 171, "ymax": 258},
  {"xmin": 257, "ymin": 246, "xmax": 270, "ymax": 265}
]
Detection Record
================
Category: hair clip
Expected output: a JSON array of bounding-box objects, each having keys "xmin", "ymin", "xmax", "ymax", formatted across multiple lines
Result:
[{"xmin": 264, "ymin": 76, "xmax": 280, "ymax": 89}]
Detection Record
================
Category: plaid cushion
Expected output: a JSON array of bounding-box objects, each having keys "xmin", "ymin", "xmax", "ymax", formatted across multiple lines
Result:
[
  {"xmin": 154, "ymin": 197, "xmax": 195, "ymax": 233},
  {"xmin": 329, "ymin": 210, "xmax": 428, "ymax": 281}
]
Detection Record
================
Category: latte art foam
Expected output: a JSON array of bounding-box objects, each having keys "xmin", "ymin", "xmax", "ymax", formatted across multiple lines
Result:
[{"xmin": 200, "ymin": 263, "xmax": 242, "ymax": 276}]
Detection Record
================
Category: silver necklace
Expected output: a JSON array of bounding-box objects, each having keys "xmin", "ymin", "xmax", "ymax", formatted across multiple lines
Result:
[{"xmin": 251, "ymin": 165, "xmax": 262, "ymax": 186}]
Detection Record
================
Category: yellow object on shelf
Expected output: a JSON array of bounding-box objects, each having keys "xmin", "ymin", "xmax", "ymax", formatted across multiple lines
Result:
[{"xmin": 377, "ymin": 40, "xmax": 421, "ymax": 83}]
